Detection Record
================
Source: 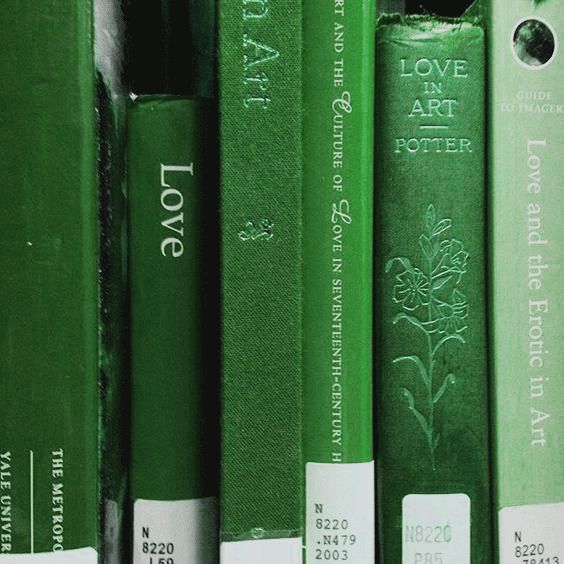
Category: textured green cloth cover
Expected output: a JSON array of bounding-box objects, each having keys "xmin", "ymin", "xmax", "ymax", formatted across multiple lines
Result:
[
  {"xmin": 375, "ymin": 17, "xmax": 492, "ymax": 563},
  {"xmin": 129, "ymin": 96, "xmax": 216, "ymax": 503},
  {"xmin": 0, "ymin": 0, "xmax": 126, "ymax": 559},
  {"xmin": 218, "ymin": 0, "xmax": 304, "ymax": 543},
  {"xmin": 490, "ymin": 0, "xmax": 564, "ymax": 545}
]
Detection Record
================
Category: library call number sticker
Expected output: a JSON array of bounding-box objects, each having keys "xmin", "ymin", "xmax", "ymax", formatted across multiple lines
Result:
[
  {"xmin": 133, "ymin": 497, "xmax": 217, "ymax": 564},
  {"xmin": 402, "ymin": 493, "xmax": 471, "ymax": 564},
  {"xmin": 306, "ymin": 462, "xmax": 375, "ymax": 563},
  {"xmin": 499, "ymin": 502, "xmax": 564, "ymax": 564}
]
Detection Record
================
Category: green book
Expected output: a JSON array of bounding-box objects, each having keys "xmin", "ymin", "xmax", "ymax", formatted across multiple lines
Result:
[
  {"xmin": 375, "ymin": 16, "xmax": 492, "ymax": 564},
  {"xmin": 489, "ymin": 1, "xmax": 564, "ymax": 561},
  {"xmin": 303, "ymin": 1, "xmax": 376, "ymax": 562},
  {"xmin": 128, "ymin": 2, "xmax": 218, "ymax": 562},
  {"xmin": 128, "ymin": 97, "xmax": 218, "ymax": 564},
  {"xmin": 218, "ymin": 1, "xmax": 304, "ymax": 561},
  {"xmin": 0, "ymin": 1, "xmax": 126, "ymax": 561}
]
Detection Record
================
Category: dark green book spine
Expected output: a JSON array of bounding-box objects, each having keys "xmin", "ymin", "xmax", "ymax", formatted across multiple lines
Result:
[
  {"xmin": 128, "ymin": 97, "xmax": 218, "ymax": 564},
  {"xmin": 218, "ymin": 1, "xmax": 303, "ymax": 561},
  {"xmin": 375, "ymin": 17, "xmax": 492, "ymax": 564},
  {"xmin": 0, "ymin": 1, "xmax": 126, "ymax": 561}
]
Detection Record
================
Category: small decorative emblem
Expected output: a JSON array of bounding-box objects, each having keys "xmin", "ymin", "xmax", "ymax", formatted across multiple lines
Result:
[
  {"xmin": 238, "ymin": 219, "xmax": 274, "ymax": 241},
  {"xmin": 386, "ymin": 205, "xmax": 469, "ymax": 470}
]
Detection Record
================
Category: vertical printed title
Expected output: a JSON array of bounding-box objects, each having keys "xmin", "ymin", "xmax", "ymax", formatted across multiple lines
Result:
[
  {"xmin": 241, "ymin": 1, "xmax": 279, "ymax": 109},
  {"xmin": 330, "ymin": 0, "xmax": 353, "ymax": 463}
]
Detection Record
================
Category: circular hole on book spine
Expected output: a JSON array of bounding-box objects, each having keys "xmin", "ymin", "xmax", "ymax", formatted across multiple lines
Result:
[{"xmin": 512, "ymin": 18, "xmax": 558, "ymax": 69}]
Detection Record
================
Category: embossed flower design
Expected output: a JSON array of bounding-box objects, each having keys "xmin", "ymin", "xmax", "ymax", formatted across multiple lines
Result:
[
  {"xmin": 437, "ymin": 238, "xmax": 469, "ymax": 279},
  {"xmin": 437, "ymin": 290, "xmax": 469, "ymax": 334},
  {"xmin": 393, "ymin": 268, "xmax": 429, "ymax": 311},
  {"xmin": 387, "ymin": 205, "xmax": 469, "ymax": 470}
]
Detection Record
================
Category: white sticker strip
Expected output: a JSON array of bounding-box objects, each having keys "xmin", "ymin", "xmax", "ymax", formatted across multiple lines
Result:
[
  {"xmin": 134, "ymin": 497, "xmax": 218, "ymax": 564},
  {"xmin": 0, "ymin": 548, "xmax": 97, "ymax": 563},
  {"xmin": 499, "ymin": 502, "xmax": 564, "ymax": 563},
  {"xmin": 402, "ymin": 493, "xmax": 471, "ymax": 564},
  {"xmin": 306, "ymin": 462, "xmax": 375, "ymax": 564},
  {"xmin": 220, "ymin": 537, "xmax": 303, "ymax": 564}
]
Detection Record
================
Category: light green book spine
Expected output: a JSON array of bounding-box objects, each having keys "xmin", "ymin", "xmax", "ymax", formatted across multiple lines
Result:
[
  {"xmin": 303, "ymin": 1, "xmax": 376, "ymax": 563},
  {"xmin": 490, "ymin": 1, "xmax": 564, "ymax": 562}
]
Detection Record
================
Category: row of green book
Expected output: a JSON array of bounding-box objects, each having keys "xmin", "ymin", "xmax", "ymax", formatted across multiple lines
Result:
[{"xmin": 0, "ymin": 0, "xmax": 562, "ymax": 563}]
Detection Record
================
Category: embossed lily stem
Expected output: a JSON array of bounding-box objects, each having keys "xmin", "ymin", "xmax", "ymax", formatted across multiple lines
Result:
[
  {"xmin": 389, "ymin": 205, "xmax": 467, "ymax": 471},
  {"xmin": 427, "ymin": 254, "xmax": 436, "ymax": 471}
]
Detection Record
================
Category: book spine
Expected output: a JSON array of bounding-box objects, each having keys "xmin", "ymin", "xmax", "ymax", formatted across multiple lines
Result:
[
  {"xmin": 0, "ymin": 0, "xmax": 126, "ymax": 561},
  {"xmin": 375, "ymin": 17, "xmax": 492, "ymax": 564},
  {"xmin": 302, "ymin": 1, "xmax": 376, "ymax": 562},
  {"xmin": 128, "ymin": 97, "xmax": 218, "ymax": 564},
  {"xmin": 218, "ymin": 1, "xmax": 304, "ymax": 561},
  {"xmin": 489, "ymin": 2, "xmax": 564, "ymax": 561}
]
